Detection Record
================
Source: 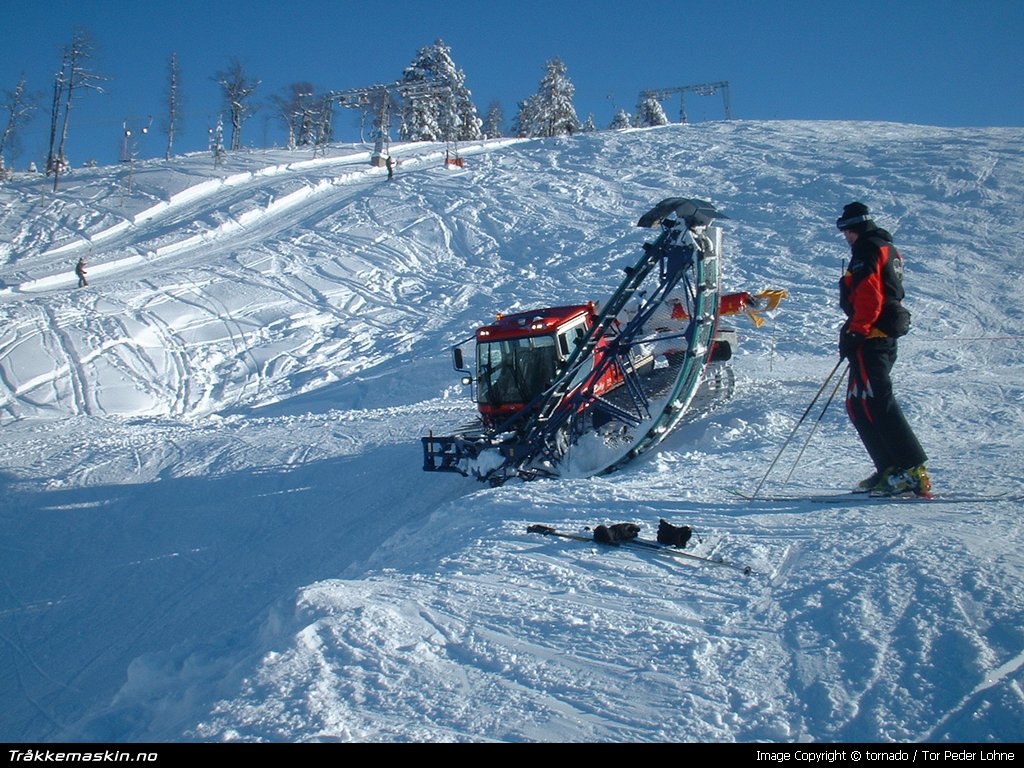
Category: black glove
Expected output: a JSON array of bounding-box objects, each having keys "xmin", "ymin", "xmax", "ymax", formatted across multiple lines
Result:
[
  {"xmin": 593, "ymin": 523, "xmax": 640, "ymax": 545},
  {"xmin": 657, "ymin": 519, "xmax": 692, "ymax": 548},
  {"xmin": 839, "ymin": 330, "xmax": 865, "ymax": 360}
]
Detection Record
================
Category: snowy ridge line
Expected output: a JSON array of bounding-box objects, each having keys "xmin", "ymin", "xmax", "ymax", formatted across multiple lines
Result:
[
  {"xmin": 35, "ymin": 148, "xmax": 377, "ymax": 260},
  {"xmin": 7, "ymin": 172, "xmax": 381, "ymax": 293},
  {"xmin": 8, "ymin": 138, "xmax": 525, "ymax": 295},
  {"xmin": 149, "ymin": 176, "xmax": 349, "ymax": 260}
]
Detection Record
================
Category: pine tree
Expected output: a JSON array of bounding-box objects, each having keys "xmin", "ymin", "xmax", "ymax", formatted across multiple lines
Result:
[
  {"xmin": 209, "ymin": 115, "xmax": 226, "ymax": 167},
  {"xmin": 580, "ymin": 113, "xmax": 597, "ymax": 133},
  {"xmin": 399, "ymin": 39, "xmax": 481, "ymax": 142},
  {"xmin": 482, "ymin": 100, "xmax": 504, "ymax": 139},
  {"xmin": 518, "ymin": 57, "xmax": 579, "ymax": 138},
  {"xmin": 635, "ymin": 95, "xmax": 668, "ymax": 127},
  {"xmin": 609, "ymin": 109, "xmax": 631, "ymax": 130},
  {"xmin": 512, "ymin": 95, "xmax": 540, "ymax": 138}
]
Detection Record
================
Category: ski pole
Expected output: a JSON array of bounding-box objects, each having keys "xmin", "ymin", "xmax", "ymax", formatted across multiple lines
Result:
[
  {"xmin": 783, "ymin": 363, "xmax": 848, "ymax": 483},
  {"xmin": 747, "ymin": 359, "xmax": 845, "ymax": 500}
]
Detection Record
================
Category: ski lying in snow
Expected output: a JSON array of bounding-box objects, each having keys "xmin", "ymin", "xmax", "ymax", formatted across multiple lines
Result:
[
  {"xmin": 526, "ymin": 524, "xmax": 752, "ymax": 576},
  {"xmin": 730, "ymin": 490, "xmax": 1021, "ymax": 505}
]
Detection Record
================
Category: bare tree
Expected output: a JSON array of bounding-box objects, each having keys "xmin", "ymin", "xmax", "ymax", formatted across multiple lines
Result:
[
  {"xmin": 1, "ymin": 74, "xmax": 38, "ymax": 177},
  {"xmin": 214, "ymin": 59, "xmax": 260, "ymax": 151},
  {"xmin": 314, "ymin": 94, "xmax": 334, "ymax": 153},
  {"xmin": 272, "ymin": 82, "xmax": 318, "ymax": 150},
  {"xmin": 47, "ymin": 29, "xmax": 106, "ymax": 190},
  {"xmin": 164, "ymin": 52, "xmax": 182, "ymax": 160}
]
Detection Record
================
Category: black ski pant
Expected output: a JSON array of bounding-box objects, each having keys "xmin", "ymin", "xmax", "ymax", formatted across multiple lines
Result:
[{"xmin": 845, "ymin": 337, "xmax": 927, "ymax": 473}]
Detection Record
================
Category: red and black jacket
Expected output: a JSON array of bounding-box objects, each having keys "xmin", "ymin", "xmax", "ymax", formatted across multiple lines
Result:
[{"xmin": 839, "ymin": 227, "xmax": 910, "ymax": 338}]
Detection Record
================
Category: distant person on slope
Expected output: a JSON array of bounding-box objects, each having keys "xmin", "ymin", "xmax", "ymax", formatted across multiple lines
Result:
[
  {"xmin": 836, "ymin": 201, "xmax": 930, "ymax": 497},
  {"xmin": 75, "ymin": 257, "xmax": 88, "ymax": 288},
  {"xmin": 386, "ymin": 155, "xmax": 395, "ymax": 181}
]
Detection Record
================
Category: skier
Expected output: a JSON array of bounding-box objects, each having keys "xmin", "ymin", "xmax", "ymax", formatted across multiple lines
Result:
[
  {"xmin": 75, "ymin": 257, "xmax": 88, "ymax": 288},
  {"xmin": 385, "ymin": 155, "xmax": 395, "ymax": 181},
  {"xmin": 836, "ymin": 202, "xmax": 930, "ymax": 496}
]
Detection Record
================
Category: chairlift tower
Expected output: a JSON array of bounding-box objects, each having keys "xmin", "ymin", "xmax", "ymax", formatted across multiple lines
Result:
[
  {"xmin": 330, "ymin": 80, "xmax": 450, "ymax": 166},
  {"xmin": 639, "ymin": 81, "xmax": 732, "ymax": 123}
]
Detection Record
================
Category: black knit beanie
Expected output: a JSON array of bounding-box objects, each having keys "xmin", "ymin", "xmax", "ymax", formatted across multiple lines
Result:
[{"xmin": 836, "ymin": 201, "xmax": 873, "ymax": 232}]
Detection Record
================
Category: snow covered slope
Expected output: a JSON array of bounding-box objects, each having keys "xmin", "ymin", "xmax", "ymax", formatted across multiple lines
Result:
[{"xmin": 1, "ymin": 122, "xmax": 1022, "ymax": 742}]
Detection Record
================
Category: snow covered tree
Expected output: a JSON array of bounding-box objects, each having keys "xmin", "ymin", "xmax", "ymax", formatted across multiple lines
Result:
[
  {"xmin": 609, "ymin": 109, "xmax": 631, "ymax": 130},
  {"xmin": 47, "ymin": 29, "xmax": 106, "ymax": 190},
  {"xmin": 517, "ymin": 57, "xmax": 579, "ymax": 138},
  {"xmin": 209, "ymin": 115, "xmax": 225, "ymax": 167},
  {"xmin": 398, "ymin": 39, "xmax": 482, "ymax": 142},
  {"xmin": 214, "ymin": 59, "xmax": 260, "ymax": 151},
  {"xmin": 511, "ymin": 95, "xmax": 540, "ymax": 138},
  {"xmin": 273, "ymin": 82, "xmax": 323, "ymax": 149},
  {"xmin": 1, "ymin": 74, "xmax": 38, "ymax": 175},
  {"xmin": 580, "ymin": 113, "xmax": 597, "ymax": 133},
  {"xmin": 313, "ymin": 94, "xmax": 334, "ymax": 153},
  {"xmin": 482, "ymin": 100, "xmax": 504, "ymax": 139},
  {"xmin": 635, "ymin": 95, "xmax": 668, "ymax": 127}
]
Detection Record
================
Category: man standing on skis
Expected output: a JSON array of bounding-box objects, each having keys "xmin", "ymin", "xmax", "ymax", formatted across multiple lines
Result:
[
  {"xmin": 75, "ymin": 257, "xmax": 88, "ymax": 288},
  {"xmin": 836, "ymin": 201, "xmax": 930, "ymax": 497}
]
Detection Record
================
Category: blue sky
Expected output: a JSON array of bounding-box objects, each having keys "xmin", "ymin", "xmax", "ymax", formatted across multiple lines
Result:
[{"xmin": 3, "ymin": 0, "xmax": 1022, "ymax": 168}]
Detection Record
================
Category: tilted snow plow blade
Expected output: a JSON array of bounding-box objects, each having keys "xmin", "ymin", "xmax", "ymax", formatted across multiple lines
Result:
[{"xmin": 422, "ymin": 197, "xmax": 779, "ymax": 485}]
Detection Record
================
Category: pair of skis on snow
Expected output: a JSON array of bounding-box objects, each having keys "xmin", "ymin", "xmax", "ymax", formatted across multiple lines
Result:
[
  {"xmin": 525, "ymin": 486, "xmax": 1020, "ymax": 579},
  {"xmin": 730, "ymin": 489, "xmax": 1022, "ymax": 505},
  {"xmin": 526, "ymin": 522, "xmax": 753, "ymax": 576}
]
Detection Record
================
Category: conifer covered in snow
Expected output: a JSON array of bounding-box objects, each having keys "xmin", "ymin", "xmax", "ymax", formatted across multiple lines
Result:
[
  {"xmin": 398, "ymin": 39, "xmax": 482, "ymax": 142},
  {"xmin": 634, "ymin": 95, "xmax": 669, "ymax": 127},
  {"xmin": 515, "ymin": 57, "xmax": 579, "ymax": 138},
  {"xmin": 609, "ymin": 108, "xmax": 631, "ymax": 130},
  {"xmin": 482, "ymin": 100, "xmax": 504, "ymax": 139},
  {"xmin": 209, "ymin": 115, "xmax": 225, "ymax": 167}
]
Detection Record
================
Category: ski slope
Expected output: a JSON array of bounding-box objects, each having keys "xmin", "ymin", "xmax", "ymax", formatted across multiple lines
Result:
[{"xmin": 1, "ymin": 121, "xmax": 1022, "ymax": 742}]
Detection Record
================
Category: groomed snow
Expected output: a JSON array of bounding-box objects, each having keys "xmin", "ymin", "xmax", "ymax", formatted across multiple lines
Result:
[{"xmin": 1, "ymin": 121, "xmax": 1022, "ymax": 742}]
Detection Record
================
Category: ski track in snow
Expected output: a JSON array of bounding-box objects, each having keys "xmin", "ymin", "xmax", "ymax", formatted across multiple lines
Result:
[{"xmin": 1, "ymin": 124, "xmax": 1023, "ymax": 742}]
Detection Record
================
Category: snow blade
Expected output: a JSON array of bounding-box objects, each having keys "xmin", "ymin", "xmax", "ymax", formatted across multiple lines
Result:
[{"xmin": 637, "ymin": 197, "xmax": 729, "ymax": 228}]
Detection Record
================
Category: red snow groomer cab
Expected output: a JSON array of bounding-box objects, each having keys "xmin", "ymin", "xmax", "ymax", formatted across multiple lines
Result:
[{"xmin": 473, "ymin": 303, "xmax": 617, "ymax": 427}]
